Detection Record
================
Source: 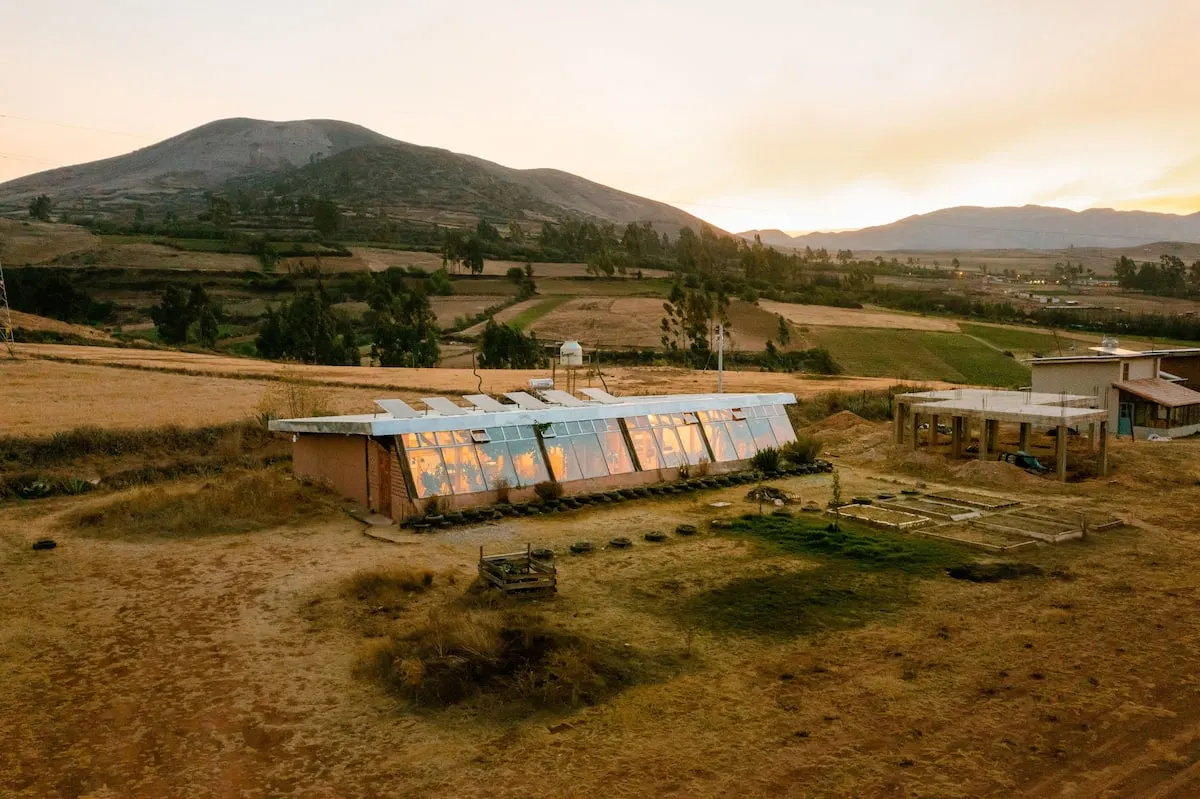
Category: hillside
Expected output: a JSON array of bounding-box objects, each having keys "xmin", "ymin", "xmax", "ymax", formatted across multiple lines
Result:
[
  {"xmin": 740, "ymin": 205, "xmax": 1200, "ymax": 250},
  {"xmin": 0, "ymin": 117, "xmax": 713, "ymax": 233}
]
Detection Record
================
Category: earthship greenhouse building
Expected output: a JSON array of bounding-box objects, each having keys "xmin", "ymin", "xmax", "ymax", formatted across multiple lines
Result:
[{"xmin": 269, "ymin": 389, "xmax": 800, "ymax": 523}]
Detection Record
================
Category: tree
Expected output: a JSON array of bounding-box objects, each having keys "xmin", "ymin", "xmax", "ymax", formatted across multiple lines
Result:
[
  {"xmin": 776, "ymin": 315, "xmax": 791, "ymax": 347},
  {"xmin": 133, "ymin": 205, "xmax": 146, "ymax": 225},
  {"xmin": 197, "ymin": 306, "xmax": 220, "ymax": 348},
  {"xmin": 475, "ymin": 218, "xmax": 501, "ymax": 242},
  {"xmin": 478, "ymin": 320, "xmax": 544, "ymax": 368},
  {"xmin": 463, "ymin": 235, "xmax": 485, "ymax": 275},
  {"xmin": 149, "ymin": 286, "xmax": 193, "ymax": 344},
  {"xmin": 313, "ymin": 199, "xmax": 341, "ymax": 239},
  {"xmin": 28, "ymin": 195, "xmax": 52, "ymax": 221},
  {"xmin": 255, "ymin": 285, "xmax": 358, "ymax": 365},
  {"xmin": 364, "ymin": 268, "xmax": 440, "ymax": 367},
  {"xmin": 507, "ymin": 222, "xmax": 524, "ymax": 244}
]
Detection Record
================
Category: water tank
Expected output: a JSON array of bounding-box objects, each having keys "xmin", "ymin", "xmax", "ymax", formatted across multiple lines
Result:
[
  {"xmin": 560, "ymin": 340, "xmax": 583, "ymax": 367},
  {"xmin": 1100, "ymin": 336, "xmax": 1119, "ymax": 352},
  {"xmin": 528, "ymin": 377, "xmax": 554, "ymax": 390}
]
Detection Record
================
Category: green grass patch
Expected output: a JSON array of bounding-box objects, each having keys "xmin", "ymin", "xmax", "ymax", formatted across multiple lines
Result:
[
  {"xmin": 919, "ymin": 332, "xmax": 1031, "ymax": 387},
  {"xmin": 509, "ymin": 297, "xmax": 571, "ymax": 330},
  {"xmin": 678, "ymin": 516, "xmax": 970, "ymax": 637},
  {"xmin": 728, "ymin": 515, "xmax": 968, "ymax": 576},
  {"xmin": 807, "ymin": 327, "xmax": 1031, "ymax": 385},
  {"xmin": 959, "ymin": 323, "xmax": 1064, "ymax": 355}
]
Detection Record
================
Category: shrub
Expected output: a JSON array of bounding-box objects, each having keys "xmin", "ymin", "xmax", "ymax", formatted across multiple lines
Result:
[
  {"xmin": 533, "ymin": 481, "xmax": 563, "ymax": 502},
  {"xmin": 781, "ymin": 435, "xmax": 822, "ymax": 465},
  {"xmin": 750, "ymin": 447, "xmax": 781, "ymax": 473},
  {"xmin": 357, "ymin": 604, "xmax": 633, "ymax": 709}
]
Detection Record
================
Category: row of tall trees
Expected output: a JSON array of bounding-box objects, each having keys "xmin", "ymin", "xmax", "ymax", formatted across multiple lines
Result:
[{"xmin": 1113, "ymin": 254, "xmax": 1200, "ymax": 297}]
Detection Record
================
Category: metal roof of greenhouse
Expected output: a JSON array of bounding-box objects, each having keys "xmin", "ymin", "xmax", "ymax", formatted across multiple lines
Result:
[{"xmin": 268, "ymin": 391, "xmax": 798, "ymax": 436}]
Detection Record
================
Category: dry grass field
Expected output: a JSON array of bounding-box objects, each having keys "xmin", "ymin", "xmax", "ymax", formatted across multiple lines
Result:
[
  {"xmin": 0, "ymin": 218, "xmax": 98, "ymax": 264},
  {"xmin": 4, "ymin": 418, "xmax": 1200, "ymax": 796},
  {"xmin": 2, "ymin": 345, "xmax": 921, "ymax": 435},
  {"xmin": 8, "ymin": 310, "xmax": 115, "ymax": 341}
]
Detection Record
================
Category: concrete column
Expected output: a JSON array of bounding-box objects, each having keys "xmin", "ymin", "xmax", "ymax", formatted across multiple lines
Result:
[
  {"xmin": 893, "ymin": 402, "xmax": 904, "ymax": 445},
  {"xmin": 1089, "ymin": 423, "xmax": 1097, "ymax": 453},
  {"xmin": 979, "ymin": 417, "xmax": 990, "ymax": 461},
  {"xmin": 1056, "ymin": 424, "xmax": 1068, "ymax": 482},
  {"xmin": 951, "ymin": 416, "xmax": 963, "ymax": 458},
  {"xmin": 911, "ymin": 412, "xmax": 921, "ymax": 451},
  {"xmin": 930, "ymin": 414, "xmax": 940, "ymax": 449},
  {"xmin": 1019, "ymin": 422, "xmax": 1031, "ymax": 452},
  {"xmin": 989, "ymin": 420, "xmax": 1000, "ymax": 452},
  {"xmin": 1099, "ymin": 420, "xmax": 1109, "ymax": 476}
]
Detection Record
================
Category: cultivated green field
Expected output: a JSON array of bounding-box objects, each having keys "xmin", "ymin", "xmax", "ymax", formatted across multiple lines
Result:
[
  {"xmin": 508, "ymin": 297, "xmax": 572, "ymax": 330},
  {"xmin": 809, "ymin": 327, "xmax": 1032, "ymax": 386}
]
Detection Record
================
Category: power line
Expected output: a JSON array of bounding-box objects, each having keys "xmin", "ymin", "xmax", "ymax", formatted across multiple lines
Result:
[{"xmin": 0, "ymin": 113, "xmax": 151, "ymax": 140}]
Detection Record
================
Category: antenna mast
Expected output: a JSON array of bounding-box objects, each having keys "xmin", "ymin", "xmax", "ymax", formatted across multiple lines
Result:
[{"xmin": 0, "ymin": 257, "xmax": 16, "ymax": 358}]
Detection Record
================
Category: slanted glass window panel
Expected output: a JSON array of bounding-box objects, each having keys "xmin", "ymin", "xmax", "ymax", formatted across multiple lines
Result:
[
  {"xmin": 435, "ymin": 431, "xmax": 456, "ymax": 446},
  {"xmin": 452, "ymin": 430, "xmax": 472, "ymax": 444},
  {"xmin": 418, "ymin": 431, "xmax": 438, "ymax": 447},
  {"xmin": 551, "ymin": 423, "xmax": 567, "ymax": 436},
  {"xmin": 402, "ymin": 433, "xmax": 420, "ymax": 449},
  {"xmin": 769, "ymin": 416, "xmax": 797, "ymax": 445},
  {"xmin": 544, "ymin": 438, "xmax": 583, "ymax": 482},
  {"xmin": 727, "ymin": 419, "xmax": 757, "ymax": 459},
  {"xmin": 598, "ymin": 431, "xmax": 634, "ymax": 474},
  {"xmin": 697, "ymin": 410, "xmax": 712, "ymax": 422},
  {"xmin": 675, "ymin": 424, "xmax": 709, "ymax": 465},
  {"xmin": 570, "ymin": 433, "xmax": 610, "ymax": 479},
  {"xmin": 749, "ymin": 417, "xmax": 777, "ymax": 451},
  {"xmin": 654, "ymin": 426, "xmax": 688, "ymax": 468},
  {"xmin": 629, "ymin": 429, "xmax": 662, "ymax": 470},
  {"xmin": 703, "ymin": 422, "xmax": 738, "ymax": 462},
  {"xmin": 477, "ymin": 442, "xmax": 519, "ymax": 489},
  {"xmin": 485, "ymin": 427, "xmax": 504, "ymax": 441},
  {"xmin": 507, "ymin": 438, "xmax": 550, "ymax": 485},
  {"xmin": 408, "ymin": 448, "xmax": 450, "ymax": 498},
  {"xmin": 442, "ymin": 445, "xmax": 487, "ymax": 494}
]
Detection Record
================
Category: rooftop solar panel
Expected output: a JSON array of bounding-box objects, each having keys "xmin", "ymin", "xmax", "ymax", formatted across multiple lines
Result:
[
  {"xmin": 504, "ymin": 391, "xmax": 549, "ymax": 409},
  {"xmin": 374, "ymin": 399, "xmax": 420, "ymax": 418},
  {"xmin": 540, "ymin": 389, "xmax": 586, "ymax": 407},
  {"xmin": 422, "ymin": 396, "xmax": 469, "ymax": 416},
  {"xmin": 464, "ymin": 394, "xmax": 509, "ymax": 412},
  {"xmin": 580, "ymin": 388, "xmax": 622, "ymax": 404}
]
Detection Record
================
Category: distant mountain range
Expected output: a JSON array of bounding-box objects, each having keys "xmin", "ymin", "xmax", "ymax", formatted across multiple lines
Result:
[
  {"xmin": 739, "ymin": 205, "xmax": 1200, "ymax": 251},
  {"xmin": 0, "ymin": 118, "xmax": 713, "ymax": 233}
]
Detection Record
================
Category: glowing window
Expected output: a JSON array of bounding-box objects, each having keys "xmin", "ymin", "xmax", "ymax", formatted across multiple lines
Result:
[
  {"xmin": 418, "ymin": 431, "xmax": 438, "ymax": 447},
  {"xmin": 407, "ymin": 448, "xmax": 450, "ymax": 498},
  {"xmin": 727, "ymin": 419, "xmax": 757, "ymax": 459},
  {"xmin": 402, "ymin": 433, "xmax": 420, "ymax": 448},
  {"xmin": 507, "ymin": 438, "xmax": 550, "ymax": 485},
  {"xmin": 629, "ymin": 429, "xmax": 662, "ymax": 470},
  {"xmin": 442, "ymin": 445, "xmax": 487, "ymax": 494},
  {"xmin": 477, "ymin": 442, "xmax": 519, "ymax": 489},
  {"xmin": 654, "ymin": 426, "xmax": 687, "ymax": 468},
  {"xmin": 675, "ymin": 424, "xmax": 709, "ymax": 465},
  {"xmin": 435, "ymin": 431, "xmax": 456, "ymax": 446},
  {"xmin": 598, "ymin": 431, "xmax": 634, "ymax": 474},
  {"xmin": 703, "ymin": 422, "xmax": 738, "ymax": 462},
  {"xmin": 543, "ymin": 438, "xmax": 582, "ymax": 482},
  {"xmin": 570, "ymin": 434, "xmax": 610, "ymax": 479}
]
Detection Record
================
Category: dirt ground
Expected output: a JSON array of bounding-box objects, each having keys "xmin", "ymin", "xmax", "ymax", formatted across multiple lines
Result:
[
  {"xmin": 759, "ymin": 299, "xmax": 961, "ymax": 332},
  {"xmin": 4, "ymin": 431, "xmax": 1200, "ymax": 797}
]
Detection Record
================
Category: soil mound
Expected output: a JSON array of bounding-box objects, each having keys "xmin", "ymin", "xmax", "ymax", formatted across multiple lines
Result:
[
  {"xmin": 952, "ymin": 460, "xmax": 1042, "ymax": 489},
  {"xmin": 886, "ymin": 451, "xmax": 953, "ymax": 480},
  {"xmin": 807, "ymin": 410, "xmax": 873, "ymax": 434}
]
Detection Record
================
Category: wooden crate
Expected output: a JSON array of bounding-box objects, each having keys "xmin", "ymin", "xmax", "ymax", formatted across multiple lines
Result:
[{"xmin": 479, "ymin": 544, "xmax": 557, "ymax": 596}]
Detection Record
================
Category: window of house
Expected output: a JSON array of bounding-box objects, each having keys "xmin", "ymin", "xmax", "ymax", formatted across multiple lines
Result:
[{"xmin": 403, "ymin": 425, "xmax": 548, "ymax": 496}]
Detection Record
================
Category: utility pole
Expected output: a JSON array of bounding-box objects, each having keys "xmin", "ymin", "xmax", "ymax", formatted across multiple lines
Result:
[
  {"xmin": 0, "ymin": 257, "xmax": 16, "ymax": 358},
  {"xmin": 716, "ymin": 323, "xmax": 724, "ymax": 393}
]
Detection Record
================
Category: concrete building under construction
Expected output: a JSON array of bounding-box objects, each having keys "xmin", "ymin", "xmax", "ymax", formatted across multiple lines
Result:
[{"xmin": 269, "ymin": 388, "xmax": 799, "ymax": 523}]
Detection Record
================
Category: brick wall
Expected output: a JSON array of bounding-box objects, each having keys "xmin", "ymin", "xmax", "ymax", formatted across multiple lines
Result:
[{"xmin": 293, "ymin": 435, "xmax": 368, "ymax": 506}]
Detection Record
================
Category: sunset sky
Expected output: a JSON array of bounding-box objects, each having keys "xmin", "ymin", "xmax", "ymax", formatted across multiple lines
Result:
[{"xmin": 4, "ymin": 0, "xmax": 1200, "ymax": 233}]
